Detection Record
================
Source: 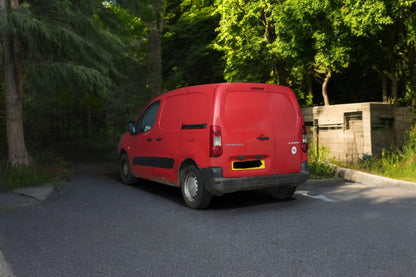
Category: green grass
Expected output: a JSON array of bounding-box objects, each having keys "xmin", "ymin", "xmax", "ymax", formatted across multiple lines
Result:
[
  {"xmin": 340, "ymin": 123, "xmax": 416, "ymax": 182},
  {"xmin": 0, "ymin": 135, "xmax": 119, "ymax": 191},
  {"xmin": 308, "ymin": 143, "xmax": 336, "ymax": 179},
  {"xmin": 0, "ymin": 151, "xmax": 71, "ymax": 192}
]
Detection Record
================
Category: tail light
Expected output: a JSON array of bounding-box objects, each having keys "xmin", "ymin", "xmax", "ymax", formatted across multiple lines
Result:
[
  {"xmin": 302, "ymin": 126, "xmax": 308, "ymax": 153},
  {"xmin": 210, "ymin": 126, "xmax": 223, "ymax": 157}
]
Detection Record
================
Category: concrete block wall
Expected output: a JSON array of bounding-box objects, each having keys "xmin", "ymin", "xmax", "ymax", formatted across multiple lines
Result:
[{"xmin": 302, "ymin": 103, "xmax": 413, "ymax": 162}]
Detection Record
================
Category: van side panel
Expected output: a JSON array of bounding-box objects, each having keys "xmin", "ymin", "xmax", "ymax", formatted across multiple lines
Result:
[
  {"xmin": 177, "ymin": 91, "xmax": 212, "ymax": 169},
  {"xmin": 150, "ymin": 93, "xmax": 187, "ymax": 185},
  {"xmin": 150, "ymin": 88, "xmax": 214, "ymax": 186}
]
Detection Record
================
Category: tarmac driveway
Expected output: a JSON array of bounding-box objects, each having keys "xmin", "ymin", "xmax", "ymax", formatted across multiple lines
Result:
[{"xmin": 1, "ymin": 163, "xmax": 416, "ymax": 276}]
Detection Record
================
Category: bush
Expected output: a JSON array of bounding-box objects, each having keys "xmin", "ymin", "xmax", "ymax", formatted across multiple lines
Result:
[
  {"xmin": 2, "ymin": 166, "xmax": 54, "ymax": 191},
  {"xmin": 308, "ymin": 143, "xmax": 336, "ymax": 178},
  {"xmin": 357, "ymin": 122, "xmax": 416, "ymax": 182},
  {"xmin": 0, "ymin": 151, "xmax": 71, "ymax": 191}
]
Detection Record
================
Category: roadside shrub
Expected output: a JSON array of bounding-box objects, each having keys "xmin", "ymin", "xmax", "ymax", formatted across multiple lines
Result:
[
  {"xmin": 308, "ymin": 142, "xmax": 335, "ymax": 178},
  {"xmin": 358, "ymin": 122, "xmax": 416, "ymax": 182},
  {"xmin": 0, "ymin": 151, "xmax": 71, "ymax": 191},
  {"xmin": 1, "ymin": 166, "xmax": 54, "ymax": 191}
]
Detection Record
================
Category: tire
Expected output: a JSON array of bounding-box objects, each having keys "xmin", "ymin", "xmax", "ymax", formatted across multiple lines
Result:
[
  {"xmin": 267, "ymin": 186, "xmax": 296, "ymax": 201},
  {"xmin": 119, "ymin": 154, "xmax": 138, "ymax": 185},
  {"xmin": 180, "ymin": 165, "xmax": 212, "ymax": 209}
]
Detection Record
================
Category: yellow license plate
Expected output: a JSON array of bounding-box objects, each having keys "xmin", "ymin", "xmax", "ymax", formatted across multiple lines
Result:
[{"xmin": 232, "ymin": 160, "xmax": 265, "ymax": 170}]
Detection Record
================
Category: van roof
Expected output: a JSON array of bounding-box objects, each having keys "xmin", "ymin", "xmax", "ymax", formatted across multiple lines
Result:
[{"xmin": 160, "ymin": 83, "xmax": 291, "ymax": 99}]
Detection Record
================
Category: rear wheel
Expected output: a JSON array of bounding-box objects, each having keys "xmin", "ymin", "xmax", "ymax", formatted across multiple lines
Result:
[
  {"xmin": 267, "ymin": 186, "xmax": 296, "ymax": 201},
  {"xmin": 119, "ymin": 154, "xmax": 138, "ymax": 185},
  {"xmin": 180, "ymin": 165, "xmax": 212, "ymax": 209}
]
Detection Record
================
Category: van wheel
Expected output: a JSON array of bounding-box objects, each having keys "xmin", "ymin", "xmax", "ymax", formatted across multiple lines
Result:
[
  {"xmin": 119, "ymin": 154, "xmax": 138, "ymax": 185},
  {"xmin": 267, "ymin": 186, "xmax": 296, "ymax": 200},
  {"xmin": 180, "ymin": 165, "xmax": 212, "ymax": 209}
]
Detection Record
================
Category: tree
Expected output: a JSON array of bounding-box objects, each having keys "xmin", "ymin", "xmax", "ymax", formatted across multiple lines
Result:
[
  {"xmin": 163, "ymin": 0, "xmax": 224, "ymax": 89},
  {"xmin": 117, "ymin": 0, "xmax": 166, "ymax": 98},
  {"xmin": 377, "ymin": 0, "xmax": 416, "ymax": 103},
  {"xmin": 1, "ymin": 0, "xmax": 127, "ymax": 167},
  {"xmin": 273, "ymin": 0, "xmax": 392, "ymax": 105},
  {"xmin": 213, "ymin": 0, "xmax": 281, "ymax": 84},
  {"xmin": 214, "ymin": 0, "xmax": 396, "ymax": 105},
  {"xmin": 1, "ymin": 0, "xmax": 32, "ymax": 167}
]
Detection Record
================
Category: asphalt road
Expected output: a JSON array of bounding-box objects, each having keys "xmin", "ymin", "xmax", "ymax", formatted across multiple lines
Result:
[{"xmin": 1, "ymin": 163, "xmax": 416, "ymax": 277}]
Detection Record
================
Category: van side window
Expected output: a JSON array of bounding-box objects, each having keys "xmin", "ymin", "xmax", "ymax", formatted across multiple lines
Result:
[{"xmin": 137, "ymin": 101, "xmax": 160, "ymax": 133}]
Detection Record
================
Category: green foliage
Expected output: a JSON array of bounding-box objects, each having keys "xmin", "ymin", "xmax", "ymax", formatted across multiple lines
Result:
[
  {"xmin": 1, "ymin": 166, "xmax": 52, "ymax": 191},
  {"xmin": 163, "ymin": 0, "xmax": 224, "ymax": 89},
  {"xmin": 213, "ymin": 0, "xmax": 415, "ymax": 104},
  {"xmin": 308, "ymin": 143, "xmax": 336, "ymax": 179},
  {"xmin": 0, "ymin": 151, "xmax": 71, "ymax": 191},
  {"xmin": 2, "ymin": 0, "xmax": 416, "ymax": 168},
  {"xmin": 358, "ymin": 123, "xmax": 416, "ymax": 181},
  {"xmin": 213, "ymin": 0, "xmax": 278, "ymax": 83},
  {"xmin": 12, "ymin": 0, "xmax": 123, "ymax": 94}
]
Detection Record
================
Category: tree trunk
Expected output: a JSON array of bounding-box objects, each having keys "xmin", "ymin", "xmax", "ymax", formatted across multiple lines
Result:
[
  {"xmin": 381, "ymin": 73, "xmax": 388, "ymax": 102},
  {"xmin": 305, "ymin": 74, "xmax": 313, "ymax": 105},
  {"xmin": 146, "ymin": 19, "xmax": 163, "ymax": 99},
  {"xmin": 408, "ymin": 41, "xmax": 416, "ymax": 106},
  {"xmin": 322, "ymin": 71, "xmax": 331, "ymax": 106},
  {"xmin": 1, "ymin": 0, "xmax": 32, "ymax": 168},
  {"xmin": 384, "ymin": 70, "xmax": 398, "ymax": 101}
]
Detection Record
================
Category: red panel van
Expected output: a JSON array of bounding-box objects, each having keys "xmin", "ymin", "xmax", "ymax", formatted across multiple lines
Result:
[{"xmin": 118, "ymin": 83, "xmax": 310, "ymax": 209}]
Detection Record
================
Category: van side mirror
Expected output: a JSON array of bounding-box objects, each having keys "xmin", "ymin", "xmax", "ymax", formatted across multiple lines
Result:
[{"xmin": 128, "ymin": 121, "xmax": 137, "ymax": 135}]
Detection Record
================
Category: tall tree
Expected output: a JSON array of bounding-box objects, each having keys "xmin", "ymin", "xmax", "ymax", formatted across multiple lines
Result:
[
  {"xmin": 1, "ymin": 0, "xmax": 32, "ymax": 167},
  {"xmin": 163, "ymin": 0, "xmax": 224, "ymax": 89},
  {"xmin": 377, "ymin": 0, "xmax": 416, "ymax": 103},
  {"xmin": 213, "ymin": 0, "xmax": 281, "ymax": 83},
  {"xmin": 117, "ymin": 0, "xmax": 166, "ymax": 97},
  {"xmin": 1, "ymin": 0, "xmax": 126, "ymax": 167},
  {"xmin": 273, "ymin": 0, "xmax": 392, "ymax": 105}
]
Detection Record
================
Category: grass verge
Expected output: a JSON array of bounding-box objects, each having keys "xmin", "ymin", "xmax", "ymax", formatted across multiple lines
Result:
[
  {"xmin": 308, "ymin": 144, "xmax": 336, "ymax": 179},
  {"xmin": 337, "ymin": 123, "xmax": 416, "ymax": 182},
  {"xmin": 0, "ymin": 151, "xmax": 71, "ymax": 192}
]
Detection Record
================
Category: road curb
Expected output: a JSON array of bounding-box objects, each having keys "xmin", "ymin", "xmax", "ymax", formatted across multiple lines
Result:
[
  {"xmin": 0, "ymin": 185, "xmax": 56, "ymax": 210},
  {"xmin": 334, "ymin": 166, "xmax": 416, "ymax": 187},
  {"xmin": 0, "ymin": 250, "xmax": 15, "ymax": 277},
  {"xmin": 13, "ymin": 184, "xmax": 55, "ymax": 201}
]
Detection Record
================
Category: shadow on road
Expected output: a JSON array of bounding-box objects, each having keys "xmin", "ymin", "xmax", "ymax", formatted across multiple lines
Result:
[
  {"xmin": 126, "ymin": 179, "xmax": 296, "ymax": 210},
  {"xmin": 76, "ymin": 162, "xmax": 299, "ymax": 210}
]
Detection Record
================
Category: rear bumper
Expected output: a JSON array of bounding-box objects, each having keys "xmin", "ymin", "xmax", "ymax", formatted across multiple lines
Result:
[{"xmin": 201, "ymin": 162, "xmax": 310, "ymax": 196}]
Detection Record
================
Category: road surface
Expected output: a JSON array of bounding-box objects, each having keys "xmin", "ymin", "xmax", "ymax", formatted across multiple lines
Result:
[{"xmin": 1, "ymin": 163, "xmax": 416, "ymax": 276}]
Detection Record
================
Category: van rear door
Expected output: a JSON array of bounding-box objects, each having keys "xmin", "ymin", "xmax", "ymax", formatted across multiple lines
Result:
[
  {"xmin": 221, "ymin": 86, "xmax": 275, "ymax": 178},
  {"xmin": 220, "ymin": 84, "xmax": 302, "ymax": 178},
  {"xmin": 269, "ymin": 90, "xmax": 303, "ymax": 174}
]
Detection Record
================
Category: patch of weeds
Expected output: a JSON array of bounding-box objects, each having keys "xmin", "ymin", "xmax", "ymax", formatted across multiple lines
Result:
[
  {"xmin": 2, "ymin": 166, "xmax": 53, "ymax": 191},
  {"xmin": 340, "ymin": 122, "xmax": 416, "ymax": 182},
  {"xmin": 308, "ymin": 143, "xmax": 336, "ymax": 179},
  {"xmin": 0, "ymin": 151, "xmax": 72, "ymax": 191}
]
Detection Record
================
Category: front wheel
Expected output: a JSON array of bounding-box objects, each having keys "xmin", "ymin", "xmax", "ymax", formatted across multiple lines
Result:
[
  {"xmin": 119, "ymin": 154, "xmax": 138, "ymax": 185},
  {"xmin": 180, "ymin": 165, "xmax": 212, "ymax": 209},
  {"xmin": 267, "ymin": 186, "xmax": 296, "ymax": 201}
]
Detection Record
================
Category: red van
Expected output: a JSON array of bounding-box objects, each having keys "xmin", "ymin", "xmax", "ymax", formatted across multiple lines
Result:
[{"xmin": 118, "ymin": 83, "xmax": 309, "ymax": 209}]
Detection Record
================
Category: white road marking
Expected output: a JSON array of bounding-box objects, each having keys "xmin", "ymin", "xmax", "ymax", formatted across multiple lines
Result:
[{"xmin": 299, "ymin": 192, "xmax": 338, "ymax": 203}]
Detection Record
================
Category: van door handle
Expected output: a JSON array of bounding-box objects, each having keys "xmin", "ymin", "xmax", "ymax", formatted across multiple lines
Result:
[
  {"xmin": 257, "ymin": 136, "xmax": 270, "ymax": 141},
  {"xmin": 155, "ymin": 138, "xmax": 162, "ymax": 141},
  {"xmin": 146, "ymin": 138, "xmax": 152, "ymax": 142}
]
